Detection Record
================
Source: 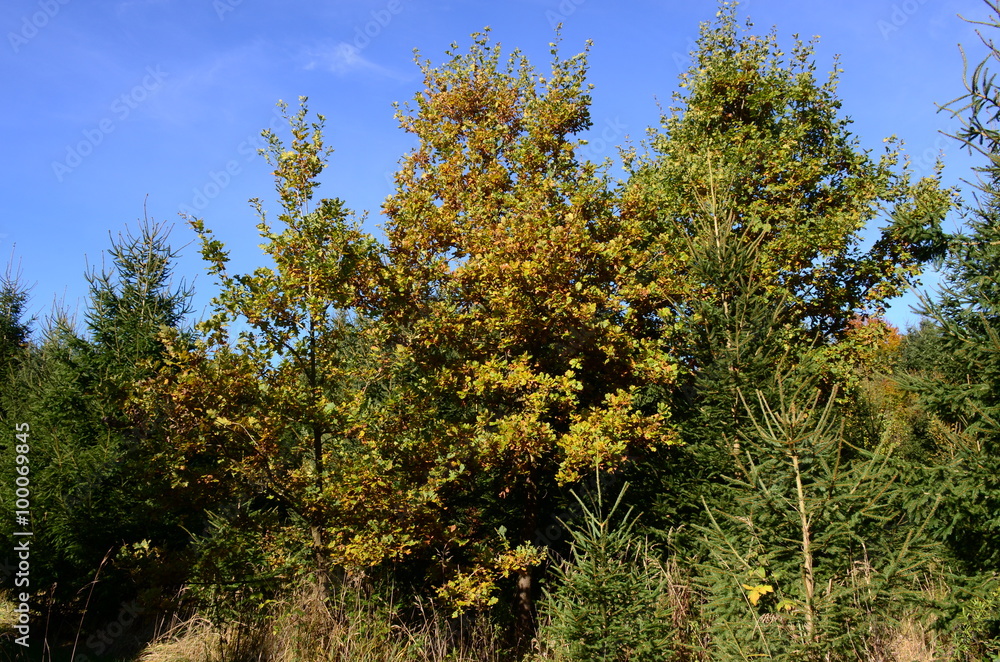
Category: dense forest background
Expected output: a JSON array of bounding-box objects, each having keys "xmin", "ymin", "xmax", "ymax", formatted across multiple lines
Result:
[{"xmin": 4, "ymin": 1, "xmax": 1000, "ymax": 660}]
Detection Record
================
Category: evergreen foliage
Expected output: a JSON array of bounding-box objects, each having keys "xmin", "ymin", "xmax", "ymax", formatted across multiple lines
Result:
[
  {"xmin": 905, "ymin": 0, "xmax": 1000, "ymax": 582},
  {"xmin": 0, "ymin": 220, "xmax": 194, "ymax": 623},
  {"xmin": 8, "ymin": 3, "xmax": 1000, "ymax": 660},
  {"xmin": 695, "ymin": 378, "xmax": 939, "ymax": 660},
  {"xmin": 539, "ymin": 482, "xmax": 674, "ymax": 662},
  {"xmin": 0, "ymin": 266, "xmax": 32, "ymax": 374}
]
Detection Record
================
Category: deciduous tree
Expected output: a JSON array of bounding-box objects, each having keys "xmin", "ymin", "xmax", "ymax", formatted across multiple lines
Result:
[{"xmin": 376, "ymin": 30, "xmax": 677, "ymax": 639}]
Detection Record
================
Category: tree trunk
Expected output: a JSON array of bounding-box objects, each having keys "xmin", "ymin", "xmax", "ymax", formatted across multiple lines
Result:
[
  {"xmin": 512, "ymin": 466, "xmax": 540, "ymax": 653},
  {"xmin": 793, "ymin": 454, "xmax": 815, "ymax": 641},
  {"xmin": 514, "ymin": 568, "xmax": 534, "ymax": 651},
  {"xmin": 311, "ymin": 523, "xmax": 328, "ymax": 593}
]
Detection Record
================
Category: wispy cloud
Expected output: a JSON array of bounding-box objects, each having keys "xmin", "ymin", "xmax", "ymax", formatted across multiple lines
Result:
[
  {"xmin": 302, "ymin": 42, "xmax": 398, "ymax": 78},
  {"xmin": 147, "ymin": 41, "xmax": 275, "ymax": 126}
]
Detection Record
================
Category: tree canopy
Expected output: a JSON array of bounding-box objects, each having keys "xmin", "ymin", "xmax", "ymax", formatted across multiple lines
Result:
[{"xmin": 9, "ymin": 4, "xmax": 1000, "ymax": 661}]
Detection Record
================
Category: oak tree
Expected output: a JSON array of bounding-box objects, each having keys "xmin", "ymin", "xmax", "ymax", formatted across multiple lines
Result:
[
  {"xmin": 141, "ymin": 101, "xmax": 385, "ymax": 583},
  {"xmin": 376, "ymin": 31, "xmax": 677, "ymax": 637}
]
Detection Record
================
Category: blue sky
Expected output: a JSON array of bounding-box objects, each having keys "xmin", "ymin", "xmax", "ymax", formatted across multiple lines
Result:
[{"xmin": 1, "ymin": 0, "xmax": 992, "ymax": 333}]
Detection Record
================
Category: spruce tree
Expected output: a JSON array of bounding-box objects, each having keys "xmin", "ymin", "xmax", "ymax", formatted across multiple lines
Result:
[
  {"xmin": 0, "ymin": 219, "xmax": 195, "ymax": 627},
  {"xmin": 696, "ymin": 370, "xmax": 945, "ymax": 661},
  {"xmin": 906, "ymin": 0, "xmax": 1000, "ymax": 580},
  {"xmin": 0, "ymin": 266, "xmax": 31, "ymax": 371}
]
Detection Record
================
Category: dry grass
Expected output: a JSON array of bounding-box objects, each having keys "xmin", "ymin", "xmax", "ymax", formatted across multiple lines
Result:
[
  {"xmin": 887, "ymin": 618, "xmax": 940, "ymax": 662},
  {"xmin": 0, "ymin": 592, "xmax": 18, "ymax": 635},
  {"xmin": 137, "ymin": 577, "xmax": 506, "ymax": 662},
  {"xmin": 138, "ymin": 618, "xmax": 226, "ymax": 662},
  {"xmin": 133, "ymin": 569, "xmax": 969, "ymax": 662},
  {"xmin": 137, "ymin": 608, "xmax": 269, "ymax": 662}
]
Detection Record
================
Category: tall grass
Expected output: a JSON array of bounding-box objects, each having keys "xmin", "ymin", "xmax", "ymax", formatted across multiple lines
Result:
[{"xmin": 138, "ymin": 577, "xmax": 506, "ymax": 662}]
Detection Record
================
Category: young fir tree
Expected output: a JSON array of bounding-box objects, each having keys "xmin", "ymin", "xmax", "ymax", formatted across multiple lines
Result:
[
  {"xmin": 86, "ymin": 218, "xmax": 194, "ymax": 410},
  {"xmin": 0, "ymin": 266, "xmax": 31, "ymax": 371},
  {"xmin": 0, "ymin": 265, "xmax": 33, "ymax": 426},
  {"xmin": 538, "ymin": 481, "xmax": 676, "ymax": 662},
  {"xmin": 904, "ymin": 0, "xmax": 1000, "ymax": 585},
  {"xmin": 694, "ymin": 376, "xmax": 939, "ymax": 661},
  {"xmin": 0, "ymin": 220, "xmax": 195, "ymax": 628}
]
